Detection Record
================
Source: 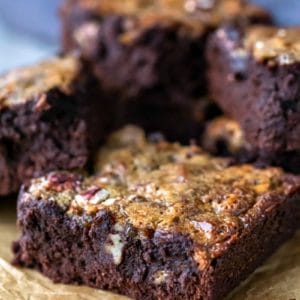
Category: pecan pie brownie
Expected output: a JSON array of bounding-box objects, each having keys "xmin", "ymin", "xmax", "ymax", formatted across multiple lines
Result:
[{"xmin": 14, "ymin": 127, "xmax": 300, "ymax": 299}]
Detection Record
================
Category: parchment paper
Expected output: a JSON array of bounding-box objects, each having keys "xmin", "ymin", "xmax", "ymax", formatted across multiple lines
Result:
[{"xmin": 1, "ymin": 197, "xmax": 299, "ymax": 300}]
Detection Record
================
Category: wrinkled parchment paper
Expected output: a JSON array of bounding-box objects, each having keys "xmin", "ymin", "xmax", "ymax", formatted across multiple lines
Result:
[{"xmin": 1, "ymin": 198, "xmax": 299, "ymax": 300}]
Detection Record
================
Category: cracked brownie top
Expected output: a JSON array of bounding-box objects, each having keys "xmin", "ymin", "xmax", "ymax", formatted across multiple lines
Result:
[
  {"xmin": 22, "ymin": 126, "xmax": 300, "ymax": 263},
  {"xmin": 0, "ymin": 56, "xmax": 78, "ymax": 109}
]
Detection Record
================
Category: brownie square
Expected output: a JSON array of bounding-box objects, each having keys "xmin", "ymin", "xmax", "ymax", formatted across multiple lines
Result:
[
  {"xmin": 14, "ymin": 126, "xmax": 300, "ymax": 300},
  {"xmin": 60, "ymin": 0, "xmax": 272, "ymax": 99},
  {"xmin": 207, "ymin": 25, "xmax": 300, "ymax": 157},
  {"xmin": 59, "ymin": 0, "xmax": 271, "ymax": 144},
  {"xmin": 0, "ymin": 55, "xmax": 113, "ymax": 196}
]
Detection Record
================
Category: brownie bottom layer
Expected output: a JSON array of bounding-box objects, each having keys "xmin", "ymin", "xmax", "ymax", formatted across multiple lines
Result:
[{"xmin": 13, "ymin": 191, "xmax": 300, "ymax": 300}]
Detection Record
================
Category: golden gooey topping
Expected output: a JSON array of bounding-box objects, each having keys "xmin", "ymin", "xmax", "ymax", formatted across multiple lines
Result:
[{"xmin": 245, "ymin": 26, "xmax": 300, "ymax": 65}]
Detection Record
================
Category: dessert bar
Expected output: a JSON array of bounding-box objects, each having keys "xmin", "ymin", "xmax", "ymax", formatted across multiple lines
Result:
[
  {"xmin": 207, "ymin": 25, "xmax": 300, "ymax": 157},
  {"xmin": 0, "ymin": 55, "xmax": 113, "ymax": 196},
  {"xmin": 14, "ymin": 126, "xmax": 300, "ymax": 300}
]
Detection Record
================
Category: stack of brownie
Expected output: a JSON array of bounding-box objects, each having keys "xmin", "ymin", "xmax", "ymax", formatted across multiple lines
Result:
[{"xmin": 0, "ymin": 0, "xmax": 298, "ymax": 299}]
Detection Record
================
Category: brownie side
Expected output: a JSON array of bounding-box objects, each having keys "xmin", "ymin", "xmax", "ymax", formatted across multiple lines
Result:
[
  {"xmin": 0, "ymin": 56, "xmax": 114, "ymax": 196},
  {"xmin": 207, "ymin": 25, "xmax": 300, "ymax": 154},
  {"xmin": 13, "ymin": 198, "xmax": 204, "ymax": 299},
  {"xmin": 13, "ymin": 173, "xmax": 300, "ymax": 300},
  {"xmin": 209, "ymin": 190, "xmax": 300, "ymax": 299}
]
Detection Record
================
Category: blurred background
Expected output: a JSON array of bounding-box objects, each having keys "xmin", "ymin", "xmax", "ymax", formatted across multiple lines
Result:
[{"xmin": 0, "ymin": 0, "xmax": 299, "ymax": 72}]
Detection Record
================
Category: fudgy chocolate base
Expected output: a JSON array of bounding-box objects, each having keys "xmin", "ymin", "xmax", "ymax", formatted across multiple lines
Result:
[{"xmin": 14, "ymin": 180, "xmax": 300, "ymax": 300}]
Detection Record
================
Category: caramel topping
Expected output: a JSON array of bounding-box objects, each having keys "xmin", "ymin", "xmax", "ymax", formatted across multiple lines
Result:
[
  {"xmin": 0, "ymin": 56, "xmax": 78, "ymax": 109},
  {"xmin": 24, "ymin": 126, "xmax": 300, "ymax": 259},
  {"xmin": 245, "ymin": 26, "xmax": 300, "ymax": 64}
]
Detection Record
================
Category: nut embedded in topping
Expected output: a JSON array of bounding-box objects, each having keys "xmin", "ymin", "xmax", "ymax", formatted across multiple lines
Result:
[
  {"xmin": 105, "ymin": 233, "xmax": 125, "ymax": 265},
  {"xmin": 153, "ymin": 270, "xmax": 170, "ymax": 285},
  {"xmin": 81, "ymin": 187, "xmax": 111, "ymax": 205}
]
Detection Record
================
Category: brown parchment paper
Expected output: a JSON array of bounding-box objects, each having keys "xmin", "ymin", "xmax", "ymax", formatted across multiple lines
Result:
[{"xmin": 1, "ymin": 198, "xmax": 300, "ymax": 300}]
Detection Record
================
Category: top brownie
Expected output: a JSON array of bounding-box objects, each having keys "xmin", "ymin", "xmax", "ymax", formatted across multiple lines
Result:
[
  {"xmin": 207, "ymin": 25, "xmax": 300, "ymax": 155},
  {"xmin": 61, "ymin": 0, "xmax": 272, "ymax": 98},
  {"xmin": 15, "ymin": 126, "xmax": 300, "ymax": 299}
]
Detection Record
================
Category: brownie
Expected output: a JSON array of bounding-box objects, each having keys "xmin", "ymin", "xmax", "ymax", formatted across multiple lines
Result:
[
  {"xmin": 0, "ymin": 55, "xmax": 113, "ymax": 196},
  {"xmin": 60, "ymin": 0, "xmax": 272, "ymax": 99},
  {"xmin": 202, "ymin": 117, "xmax": 300, "ymax": 173},
  {"xmin": 207, "ymin": 25, "xmax": 300, "ymax": 157},
  {"xmin": 14, "ymin": 126, "xmax": 300, "ymax": 300},
  {"xmin": 59, "ymin": 0, "xmax": 271, "ymax": 144}
]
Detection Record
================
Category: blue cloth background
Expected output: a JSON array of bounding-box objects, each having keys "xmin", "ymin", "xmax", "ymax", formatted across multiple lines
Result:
[{"xmin": 0, "ymin": 0, "xmax": 299, "ymax": 72}]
